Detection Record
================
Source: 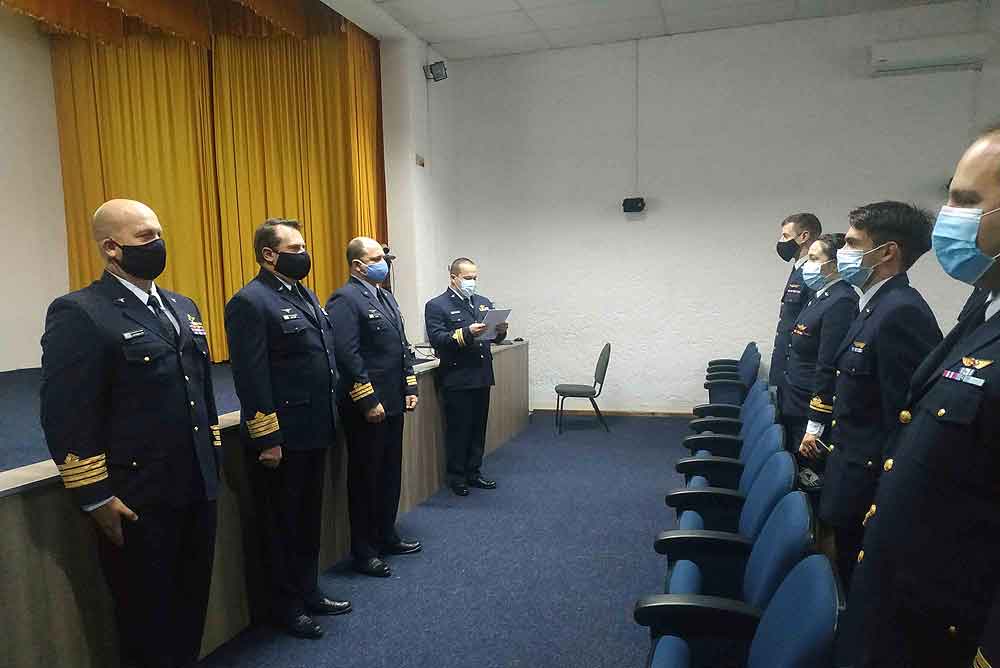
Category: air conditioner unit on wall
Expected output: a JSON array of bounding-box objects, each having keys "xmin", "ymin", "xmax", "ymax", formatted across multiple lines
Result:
[{"xmin": 869, "ymin": 33, "xmax": 993, "ymax": 76}]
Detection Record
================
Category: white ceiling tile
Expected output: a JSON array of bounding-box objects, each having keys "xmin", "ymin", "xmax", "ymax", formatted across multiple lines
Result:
[
  {"xmin": 664, "ymin": 0, "xmax": 798, "ymax": 34},
  {"xmin": 526, "ymin": 0, "xmax": 663, "ymax": 30},
  {"xmin": 545, "ymin": 15, "xmax": 667, "ymax": 48},
  {"xmin": 378, "ymin": 0, "xmax": 520, "ymax": 26},
  {"xmin": 414, "ymin": 12, "xmax": 536, "ymax": 42},
  {"xmin": 432, "ymin": 31, "xmax": 550, "ymax": 59}
]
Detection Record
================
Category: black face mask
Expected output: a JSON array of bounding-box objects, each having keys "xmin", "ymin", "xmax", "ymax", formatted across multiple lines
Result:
[
  {"xmin": 114, "ymin": 238, "xmax": 167, "ymax": 280},
  {"xmin": 776, "ymin": 238, "xmax": 800, "ymax": 262},
  {"xmin": 273, "ymin": 250, "xmax": 311, "ymax": 281}
]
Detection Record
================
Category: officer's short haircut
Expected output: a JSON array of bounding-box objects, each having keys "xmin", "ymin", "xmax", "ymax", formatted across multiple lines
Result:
[
  {"xmin": 782, "ymin": 213, "xmax": 822, "ymax": 239},
  {"xmin": 254, "ymin": 219, "xmax": 301, "ymax": 263},
  {"xmin": 450, "ymin": 257, "xmax": 476, "ymax": 275},
  {"xmin": 848, "ymin": 201, "xmax": 933, "ymax": 271},
  {"xmin": 346, "ymin": 238, "xmax": 370, "ymax": 264},
  {"xmin": 814, "ymin": 233, "xmax": 846, "ymax": 261}
]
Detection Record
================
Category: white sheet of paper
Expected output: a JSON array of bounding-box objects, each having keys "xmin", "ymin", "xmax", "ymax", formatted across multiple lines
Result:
[{"xmin": 475, "ymin": 308, "xmax": 511, "ymax": 341}]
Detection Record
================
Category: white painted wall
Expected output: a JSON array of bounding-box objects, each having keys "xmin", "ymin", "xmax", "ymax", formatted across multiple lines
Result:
[
  {"xmin": 0, "ymin": 8, "xmax": 68, "ymax": 371},
  {"xmin": 440, "ymin": 1, "xmax": 992, "ymax": 413}
]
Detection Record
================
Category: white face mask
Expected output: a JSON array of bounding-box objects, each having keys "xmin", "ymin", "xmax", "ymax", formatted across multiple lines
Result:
[{"xmin": 457, "ymin": 278, "xmax": 477, "ymax": 298}]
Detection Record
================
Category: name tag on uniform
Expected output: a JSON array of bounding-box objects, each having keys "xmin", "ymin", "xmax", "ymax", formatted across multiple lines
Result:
[
  {"xmin": 122, "ymin": 329, "xmax": 145, "ymax": 340},
  {"xmin": 450, "ymin": 310, "xmax": 461, "ymax": 315},
  {"xmin": 282, "ymin": 313, "xmax": 300, "ymax": 321},
  {"xmin": 850, "ymin": 341, "xmax": 867, "ymax": 354},
  {"xmin": 368, "ymin": 311, "xmax": 382, "ymax": 319},
  {"xmin": 943, "ymin": 369, "xmax": 985, "ymax": 387}
]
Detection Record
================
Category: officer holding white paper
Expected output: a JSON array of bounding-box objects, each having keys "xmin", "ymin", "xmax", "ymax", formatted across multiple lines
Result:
[{"xmin": 424, "ymin": 258, "xmax": 508, "ymax": 496}]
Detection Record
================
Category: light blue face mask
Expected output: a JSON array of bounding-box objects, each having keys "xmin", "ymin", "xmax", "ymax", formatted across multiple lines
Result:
[
  {"xmin": 801, "ymin": 259, "xmax": 834, "ymax": 290},
  {"xmin": 837, "ymin": 243, "xmax": 888, "ymax": 289},
  {"xmin": 933, "ymin": 205, "xmax": 1000, "ymax": 285},
  {"xmin": 363, "ymin": 258, "xmax": 389, "ymax": 282},
  {"xmin": 458, "ymin": 278, "xmax": 477, "ymax": 298}
]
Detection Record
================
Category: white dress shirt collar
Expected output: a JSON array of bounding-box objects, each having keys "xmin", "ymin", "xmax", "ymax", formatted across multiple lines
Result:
[
  {"xmin": 794, "ymin": 255, "xmax": 809, "ymax": 270},
  {"xmin": 109, "ymin": 270, "xmax": 160, "ymax": 305}
]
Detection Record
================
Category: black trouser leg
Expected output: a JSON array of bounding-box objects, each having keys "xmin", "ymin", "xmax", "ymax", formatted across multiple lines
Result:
[
  {"xmin": 834, "ymin": 524, "xmax": 865, "ymax": 594},
  {"xmin": 466, "ymin": 387, "xmax": 491, "ymax": 479},
  {"xmin": 96, "ymin": 501, "xmax": 217, "ymax": 668},
  {"xmin": 344, "ymin": 407, "xmax": 391, "ymax": 560},
  {"xmin": 376, "ymin": 413, "xmax": 404, "ymax": 547},
  {"xmin": 444, "ymin": 390, "xmax": 475, "ymax": 484},
  {"xmin": 249, "ymin": 450, "xmax": 325, "ymax": 620}
]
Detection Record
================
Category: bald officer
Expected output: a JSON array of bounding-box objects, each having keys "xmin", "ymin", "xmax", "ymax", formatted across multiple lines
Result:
[
  {"xmin": 327, "ymin": 237, "xmax": 422, "ymax": 578},
  {"xmin": 424, "ymin": 257, "xmax": 508, "ymax": 496},
  {"xmin": 40, "ymin": 199, "xmax": 220, "ymax": 668}
]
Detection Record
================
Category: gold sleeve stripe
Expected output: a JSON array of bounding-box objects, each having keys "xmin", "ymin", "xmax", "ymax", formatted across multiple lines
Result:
[
  {"xmin": 452, "ymin": 328, "xmax": 466, "ymax": 347},
  {"xmin": 60, "ymin": 459, "xmax": 108, "ymax": 482},
  {"xmin": 351, "ymin": 382, "xmax": 375, "ymax": 401},
  {"xmin": 211, "ymin": 425, "xmax": 222, "ymax": 447},
  {"xmin": 58, "ymin": 453, "xmax": 106, "ymax": 472},
  {"xmin": 809, "ymin": 397, "xmax": 833, "ymax": 414},
  {"xmin": 406, "ymin": 375, "xmax": 418, "ymax": 386},
  {"xmin": 976, "ymin": 649, "xmax": 992, "ymax": 668},
  {"xmin": 247, "ymin": 412, "xmax": 279, "ymax": 438},
  {"xmin": 63, "ymin": 470, "xmax": 109, "ymax": 489}
]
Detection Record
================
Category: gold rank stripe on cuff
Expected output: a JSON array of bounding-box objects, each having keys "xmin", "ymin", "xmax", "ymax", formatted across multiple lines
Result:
[
  {"xmin": 211, "ymin": 425, "xmax": 222, "ymax": 447},
  {"xmin": 57, "ymin": 453, "xmax": 109, "ymax": 489},
  {"xmin": 809, "ymin": 397, "xmax": 834, "ymax": 414},
  {"xmin": 452, "ymin": 328, "xmax": 466, "ymax": 347},
  {"xmin": 247, "ymin": 411, "xmax": 279, "ymax": 439},
  {"xmin": 976, "ymin": 649, "xmax": 992, "ymax": 668},
  {"xmin": 351, "ymin": 382, "xmax": 375, "ymax": 402},
  {"xmin": 406, "ymin": 375, "xmax": 418, "ymax": 387}
]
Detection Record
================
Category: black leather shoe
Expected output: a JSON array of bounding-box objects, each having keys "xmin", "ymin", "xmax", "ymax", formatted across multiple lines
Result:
[
  {"xmin": 382, "ymin": 539, "xmax": 422, "ymax": 555},
  {"xmin": 451, "ymin": 482, "xmax": 470, "ymax": 496},
  {"xmin": 353, "ymin": 557, "xmax": 391, "ymax": 577},
  {"xmin": 467, "ymin": 476, "xmax": 497, "ymax": 489},
  {"xmin": 285, "ymin": 614, "xmax": 324, "ymax": 639},
  {"xmin": 306, "ymin": 597, "xmax": 352, "ymax": 616}
]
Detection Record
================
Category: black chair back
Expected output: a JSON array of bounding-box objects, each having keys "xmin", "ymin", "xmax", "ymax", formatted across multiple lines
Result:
[{"xmin": 593, "ymin": 343, "xmax": 611, "ymax": 396}]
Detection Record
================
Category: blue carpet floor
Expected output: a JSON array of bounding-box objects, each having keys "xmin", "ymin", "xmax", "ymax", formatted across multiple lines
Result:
[
  {"xmin": 202, "ymin": 415, "xmax": 688, "ymax": 668},
  {"xmin": 0, "ymin": 364, "xmax": 239, "ymax": 471}
]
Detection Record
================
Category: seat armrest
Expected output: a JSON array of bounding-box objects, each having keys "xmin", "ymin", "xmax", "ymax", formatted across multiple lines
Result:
[
  {"xmin": 653, "ymin": 529, "xmax": 753, "ymax": 559},
  {"xmin": 688, "ymin": 417, "xmax": 742, "ymax": 435},
  {"xmin": 707, "ymin": 358, "xmax": 740, "ymax": 367},
  {"xmin": 675, "ymin": 456, "xmax": 743, "ymax": 489},
  {"xmin": 692, "ymin": 403, "xmax": 741, "ymax": 419},
  {"xmin": 682, "ymin": 434, "xmax": 742, "ymax": 458},
  {"xmin": 706, "ymin": 371, "xmax": 741, "ymax": 382},
  {"xmin": 634, "ymin": 594, "xmax": 761, "ymax": 649},
  {"xmin": 665, "ymin": 487, "xmax": 745, "ymax": 514}
]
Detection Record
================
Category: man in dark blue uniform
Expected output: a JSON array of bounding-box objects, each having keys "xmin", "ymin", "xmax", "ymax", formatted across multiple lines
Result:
[
  {"xmin": 770, "ymin": 213, "xmax": 822, "ymax": 388},
  {"xmin": 798, "ymin": 202, "xmax": 942, "ymax": 593},
  {"xmin": 327, "ymin": 236, "xmax": 422, "ymax": 578},
  {"xmin": 40, "ymin": 199, "xmax": 220, "ymax": 668},
  {"xmin": 841, "ymin": 129, "xmax": 1000, "ymax": 668},
  {"xmin": 425, "ymin": 257, "xmax": 508, "ymax": 497},
  {"xmin": 225, "ymin": 219, "xmax": 351, "ymax": 640}
]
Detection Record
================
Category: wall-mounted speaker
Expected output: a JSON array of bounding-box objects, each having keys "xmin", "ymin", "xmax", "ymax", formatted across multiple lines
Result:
[
  {"xmin": 622, "ymin": 197, "xmax": 645, "ymax": 213},
  {"xmin": 423, "ymin": 61, "xmax": 448, "ymax": 82}
]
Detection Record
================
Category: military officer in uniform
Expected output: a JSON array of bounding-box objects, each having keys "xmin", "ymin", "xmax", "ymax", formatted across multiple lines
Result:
[
  {"xmin": 40, "ymin": 199, "xmax": 220, "ymax": 668},
  {"xmin": 770, "ymin": 213, "xmax": 822, "ymax": 389},
  {"xmin": 841, "ymin": 128, "xmax": 1000, "ymax": 668},
  {"xmin": 225, "ymin": 219, "xmax": 351, "ymax": 640},
  {"xmin": 424, "ymin": 257, "xmax": 508, "ymax": 497},
  {"xmin": 780, "ymin": 233, "xmax": 858, "ymax": 455},
  {"xmin": 798, "ymin": 201, "xmax": 941, "ymax": 592},
  {"xmin": 327, "ymin": 237, "xmax": 422, "ymax": 578}
]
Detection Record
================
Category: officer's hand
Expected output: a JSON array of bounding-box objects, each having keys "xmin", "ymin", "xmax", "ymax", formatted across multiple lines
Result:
[
  {"xmin": 469, "ymin": 323, "xmax": 487, "ymax": 336},
  {"xmin": 405, "ymin": 395, "xmax": 418, "ymax": 411},
  {"xmin": 798, "ymin": 433, "xmax": 821, "ymax": 460},
  {"xmin": 90, "ymin": 497, "xmax": 138, "ymax": 548},
  {"xmin": 258, "ymin": 445, "xmax": 283, "ymax": 469},
  {"xmin": 366, "ymin": 403, "xmax": 386, "ymax": 423}
]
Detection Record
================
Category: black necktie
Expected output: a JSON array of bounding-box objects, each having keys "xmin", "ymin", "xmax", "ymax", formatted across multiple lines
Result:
[{"xmin": 147, "ymin": 294, "xmax": 178, "ymax": 344}]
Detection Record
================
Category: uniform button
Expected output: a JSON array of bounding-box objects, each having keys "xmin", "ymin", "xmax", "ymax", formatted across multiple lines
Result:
[
  {"xmin": 883, "ymin": 458, "xmax": 894, "ymax": 472},
  {"xmin": 480, "ymin": 355, "xmax": 484, "ymax": 359},
  {"xmin": 185, "ymin": 375, "xmax": 190, "ymax": 382},
  {"xmin": 937, "ymin": 408, "xmax": 947, "ymax": 417},
  {"xmin": 832, "ymin": 395, "xmax": 836, "ymax": 401},
  {"xmin": 194, "ymin": 426, "xmax": 199, "ymax": 432},
  {"xmin": 948, "ymin": 625, "xmax": 958, "ymax": 636},
  {"xmin": 143, "ymin": 356, "xmax": 150, "ymax": 363},
  {"xmin": 828, "ymin": 443, "xmax": 835, "ymax": 451},
  {"xmin": 836, "ymin": 370, "xmax": 841, "ymax": 376},
  {"xmin": 857, "ymin": 550, "xmax": 865, "ymax": 563},
  {"xmin": 899, "ymin": 410, "xmax": 912, "ymax": 424},
  {"xmin": 190, "ymin": 401, "xmax": 195, "ymax": 407},
  {"xmin": 131, "ymin": 461, "xmax": 138, "ymax": 468},
  {"xmin": 832, "ymin": 420, "xmax": 837, "ymax": 427},
  {"xmin": 866, "ymin": 460, "xmax": 873, "ymax": 467}
]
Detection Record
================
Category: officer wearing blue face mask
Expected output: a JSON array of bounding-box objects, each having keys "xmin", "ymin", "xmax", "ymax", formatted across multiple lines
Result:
[
  {"xmin": 424, "ymin": 258, "xmax": 508, "ymax": 497},
  {"xmin": 840, "ymin": 127, "xmax": 1000, "ymax": 668},
  {"xmin": 800, "ymin": 202, "xmax": 942, "ymax": 595},
  {"xmin": 327, "ymin": 236, "xmax": 422, "ymax": 578}
]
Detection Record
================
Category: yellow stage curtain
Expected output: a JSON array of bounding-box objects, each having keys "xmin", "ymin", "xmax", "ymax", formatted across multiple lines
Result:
[
  {"xmin": 213, "ymin": 29, "xmax": 372, "ymax": 310},
  {"xmin": 0, "ymin": 0, "xmax": 124, "ymax": 42},
  {"xmin": 50, "ymin": 33, "xmax": 228, "ymax": 357},
  {"xmin": 345, "ymin": 22, "xmax": 387, "ymax": 242}
]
